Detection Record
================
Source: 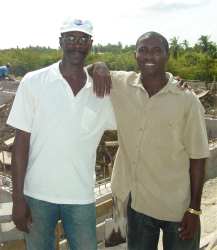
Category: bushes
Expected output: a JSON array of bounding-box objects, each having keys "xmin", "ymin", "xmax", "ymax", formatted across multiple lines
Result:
[{"xmin": 0, "ymin": 37, "xmax": 217, "ymax": 81}]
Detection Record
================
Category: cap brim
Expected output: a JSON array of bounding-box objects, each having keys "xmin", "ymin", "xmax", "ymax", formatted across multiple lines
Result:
[{"xmin": 60, "ymin": 28, "xmax": 92, "ymax": 36}]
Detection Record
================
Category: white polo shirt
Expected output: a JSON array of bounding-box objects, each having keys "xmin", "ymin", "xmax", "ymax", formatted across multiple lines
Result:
[{"xmin": 7, "ymin": 62, "xmax": 116, "ymax": 204}]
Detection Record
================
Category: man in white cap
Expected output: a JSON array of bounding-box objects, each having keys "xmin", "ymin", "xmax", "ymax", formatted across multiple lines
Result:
[{"xmin": 7, "ymin": 18, "xmax": 116, "ymax": 250}]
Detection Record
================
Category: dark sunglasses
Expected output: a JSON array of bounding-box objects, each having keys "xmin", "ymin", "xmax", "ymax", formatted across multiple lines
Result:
[{"xmin": 62, "ymin": 35, "xmax": 91, "ymax": 45}]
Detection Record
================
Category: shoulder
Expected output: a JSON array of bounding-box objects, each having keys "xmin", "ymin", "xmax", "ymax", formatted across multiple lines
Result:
[
  {"xmin": 20, "ymin": 62, "xmax": 59, "ymax": 92},
  {"xmin": 167, "ymin": 72, "xmax": 199, "ymax": 103},
  {"xmin": 166, "ymin": 72, "xmax": 204, "ymax": 112},
  {"xmin": 24, "ymin": 62, "xmax": 58, "ymax": 82},
  {"xmin": 110, "ymin": 71, "xmax": 139, "ymax": 90},
  {"xmin": 179, "ymin": 87, "xmax": 201, "ymax": 104},
  {"xmin": 181, "ymin": 89, "xmax": 205, "ymax": 115},
  {"xmin": 111, "ymin": 70, "xmax": 138, "ymax": 81},
  {"xmin": 172, "ymin": 85, "xmax": 203, "ymax": 110}
]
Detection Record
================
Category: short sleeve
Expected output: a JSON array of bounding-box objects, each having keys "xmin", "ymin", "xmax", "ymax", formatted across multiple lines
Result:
[
  {"xmin": 7, "ymin": 75, "xmax": 35, "ymax": 133},
  {"xmin": 184, "ymin": 96, "xmax": 210, "ymax": 159},
  {"xmin": 110, "ymin": 71, "xmax": 126, "ymax": 90}
]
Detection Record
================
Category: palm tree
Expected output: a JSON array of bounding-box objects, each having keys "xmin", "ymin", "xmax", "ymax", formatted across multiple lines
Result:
[
  {"xmin": 170, "ymin": 37, "xmax": 180, "ymax": 59},
  {"xmin": 197, "ymin": 35, "xmax": 210, "ymax": 53},
  {"xmin": 196, "ymin": 35, "xmax": 217, "ymax": 58},
  {"xmin": 182, "ymin": 40, "xmax": 189, "ymax": 50}
]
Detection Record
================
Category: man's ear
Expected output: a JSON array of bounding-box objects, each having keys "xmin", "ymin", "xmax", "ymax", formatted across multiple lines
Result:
[
  {"xmin": 134, "ymin": 50, "xmax": 137, "ymax": 60},
  {"xmin": 89, "ymin": 39, "xmax": 93, "ymax": 48},
  {"xmin": 166, "ymin": 51, "xmax": 170, "ymax": 60},
  {"xmin": 59, "ymin": 37, "xmax": 63, "ymax": 48}
]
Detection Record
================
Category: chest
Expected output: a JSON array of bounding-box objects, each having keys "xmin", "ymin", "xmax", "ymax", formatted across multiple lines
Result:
[
  {"xmin": 65, "ymin": 77, "xmax": 86, "ymax": 96},
  {"xmin": 112, "ymin": 89, "xmax": 185, "ymax": 133},
  {"xmin": 33, "ymin": 81, "xmax": 108, "ymax": 133}
]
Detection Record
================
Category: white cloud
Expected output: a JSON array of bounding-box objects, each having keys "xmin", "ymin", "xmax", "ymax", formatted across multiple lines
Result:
[
  {"xmin": 0, "ymin": 0, "xmax": 216, "ymax": 49},
  {"xmin": 142, "ymin": 0, "xmax": 211, "ymax": 11}
]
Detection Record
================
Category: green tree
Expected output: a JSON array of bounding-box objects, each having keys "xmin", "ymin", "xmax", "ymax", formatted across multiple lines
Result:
[{"xmin": 169, "ymin": 37, "xmax": 181, "ymax": 59}]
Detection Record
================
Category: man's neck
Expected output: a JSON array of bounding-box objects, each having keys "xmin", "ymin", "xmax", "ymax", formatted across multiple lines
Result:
[
  {"xmin": 60, "ymin": 60, "xmax": 84, "ymax": 78},
  {"xmin": 141, "ymin": 72, "xmax": 168, "ymax": 97},
  {"xmin": 59, "ymin": 60, "xmax": 87, "ymax": 96}
]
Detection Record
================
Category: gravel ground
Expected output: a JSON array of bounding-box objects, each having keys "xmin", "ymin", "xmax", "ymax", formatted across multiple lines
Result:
[{"xmin": 201, "ymin": 177, "xmax": 217, "ymax": 250}]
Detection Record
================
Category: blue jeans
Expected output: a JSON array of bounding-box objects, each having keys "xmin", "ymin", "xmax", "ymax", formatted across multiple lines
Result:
[
  {"xmin": 24, "ymin": 196, "xmax": 97, "ymax": 250},
  {"xmin": 127, "ymin": 204, "xmax": 200, "ymax": 250}
]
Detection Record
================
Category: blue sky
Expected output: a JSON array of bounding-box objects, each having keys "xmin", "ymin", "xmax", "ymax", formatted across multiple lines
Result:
[{"xmin": 0, "ymin": 0, "xmax": 216, "ymax": 49}]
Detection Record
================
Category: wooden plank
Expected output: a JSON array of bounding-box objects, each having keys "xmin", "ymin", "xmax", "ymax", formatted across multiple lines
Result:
[
  {"xmin": 0, "ymin": 151, "xmax": 11, "ymax": 166},
  {"xmin": 105, "ymin": 141, "xmax": 118, "ymax": 147},
  {"xmin": 4, "ymin": 138, "xmax": 14, "ymax": 147},
  {"xmin": 96, "ymin": 199, "xmax": 112, "ymax": 218},
  {"xmin": 197, "ymin": 90, "xmax": 209, "ymax": 99},
  {"xmin": 0, "ymin": 240, "xmax": 25, "ymax": 250},
  {"xmin": 0, "ymin": 203, "xmax": 12, "ymax": 223}
]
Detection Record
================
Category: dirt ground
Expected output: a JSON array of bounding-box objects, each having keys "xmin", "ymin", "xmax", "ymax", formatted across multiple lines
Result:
[
  {"xmin": 1, "ymin": 177, "xmax": 217, "ymax": 250},
  {"xmin": 1, "ymin": 81, "xmax": 217, "ymax": 249},
  {"xmin": 201, "ymin": 177, "xmax": 217, "ymax": 249}
]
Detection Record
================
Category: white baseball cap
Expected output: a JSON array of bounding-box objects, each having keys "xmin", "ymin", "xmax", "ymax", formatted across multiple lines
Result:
[{"xmin": 60, "ymin": 18, "xmax": 93, "ymax": 36}]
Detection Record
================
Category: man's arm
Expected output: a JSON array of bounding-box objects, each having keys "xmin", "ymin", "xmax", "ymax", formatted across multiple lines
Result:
[
  {"xmin": 11, "ymin": 129, "xmax": 32, "ymax": 233},
  {"xmin": 179, "ymin": 158, "xmax": 206, "ymax": 240},
  {"xmin": 189, "ymin": 158, "xmax": 206, "ymax": 210},
  {"xmin": 86, "ymin": 62, "xmax": 112, "ymax": 97},
  {"xmin": 87, "ymin": 62, "xmax": 189, "ymax": 98}
]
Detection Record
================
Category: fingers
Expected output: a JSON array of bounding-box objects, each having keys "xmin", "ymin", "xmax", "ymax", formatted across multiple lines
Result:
[
  {"xmin": 99, "ymin": 76, "xmax": 105, "ymax": 97},
  {"xmin": 26, "ymin": 214, "xmax": 33, "ymax": 232},
  {"xmin": 179, "ymin": 217, "xmax": 187, "ymax": 240},
  {"xmin": 12, "ymin": 200, "xmax": 32, "ymax": 233},
  {"xmin": 180, "ymin": 227, "xmax": 195, "ymax": 240},
  {"xmin": 105, "ymin": 77, "xmax": 112, "ymax": 95},
  {"xmin": 94, "ymin": 76, "xmax": 104, "ymax": 98},
  {"xmin": 179, "ymin": 224, "xmax": 192, "ymax": 240},
  {"xmin": 177, "ymin": 80, "xmax": 185, "ymax": 89},
  {"xmin": 13, "ymin": 216, "xmax": 30, "ymax": 233},
  {"xmin": 174, "ymin": 76, "xmax": 181, "ymax": 81},
  {"xmin": 179, "ymin": 212, "xmax": 199, "ymax": 240},
  {"xmin": 177, "ymin": 80, "xmax": 192, "ymax": 90},
  {"xmin": 93, "ymin": 79, "xmax": 96, "ymax": 94},
  {"xmin": 92, "ymin": 66, "xmax": 112, "ymax": 97},
  {"xmin": 95, "ymin": 76, "xmax": 112, "ymax": 97},
  {"xmin": 13, "ymin": 212, "xmax": 32, "ymax": 233}
]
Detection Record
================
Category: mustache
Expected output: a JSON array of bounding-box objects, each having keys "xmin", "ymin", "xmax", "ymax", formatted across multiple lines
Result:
[{"xmin": 66, "ymin": 48, "xmax": 87, "ymax": 54}]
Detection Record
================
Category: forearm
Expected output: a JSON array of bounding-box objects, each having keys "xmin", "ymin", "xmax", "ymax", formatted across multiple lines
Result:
[
  {"xmin": 189, "ymin": 158, "xmax": 206, "ymax": 210},
  {"xmin": 86, "ymin": 64, "xmax": 94, "ymax": 77},
  {"xmin": 86, "ymin": 62, "xmax": 112, "ymax": 97},
  {"xmin": 11, "ymin": 129, "xmax": 30, "ymax": 201}
]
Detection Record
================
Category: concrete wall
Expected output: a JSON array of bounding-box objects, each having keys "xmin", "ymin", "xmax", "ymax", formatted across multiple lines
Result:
[
  {"xmin": 206, "ymin": 144, "xmax": 217, "ymax": 181},
  {"xmin": 206, "ymin": 117, "xmax": 217, "ymax": 139}
]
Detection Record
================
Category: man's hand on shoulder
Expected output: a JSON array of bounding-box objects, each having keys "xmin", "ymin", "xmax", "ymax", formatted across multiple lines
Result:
[
  {"xmin": 87, "ymin": 62, "xmax": 112, "ymax": 98},
  {"xmin": 175, "ymin": 76, "xmax": 192, "ymax": 91}
]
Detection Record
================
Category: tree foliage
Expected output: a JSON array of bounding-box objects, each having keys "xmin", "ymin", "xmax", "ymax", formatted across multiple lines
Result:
[{"xmin": 0, "ymin": 35, "xmax": 217, "ymax": 81}]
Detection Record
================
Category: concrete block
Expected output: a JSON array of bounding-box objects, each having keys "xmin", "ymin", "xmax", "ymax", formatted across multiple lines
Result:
[
  {"xmin": 0, "ymin": 202, "xmax": 12, "ymax": 223},
  {"xmin": 206, "ymin": 117, "xmax": 217, "ymax": 139},
  {"xmin": 206, "ymin": 144, "xmax": 217, "ymax": 181}
]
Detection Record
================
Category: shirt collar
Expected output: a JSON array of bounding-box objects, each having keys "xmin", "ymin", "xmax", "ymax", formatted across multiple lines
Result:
[
  {"xmin": 130, "ymin": 72, "xmax": 181, "ymax": 95},
  {"xmin": 51, "ymin": 61, "xmax": 92, "ymax": 89}
]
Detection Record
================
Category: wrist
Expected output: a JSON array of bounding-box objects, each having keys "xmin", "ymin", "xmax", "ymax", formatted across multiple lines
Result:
[
  {"xmin": 12, "ymin": 193, "xmax": 25, "ymax": 202},
  {"xmin": 189, "ymin": 201, "xmax": 201, "ymax": 211}
]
